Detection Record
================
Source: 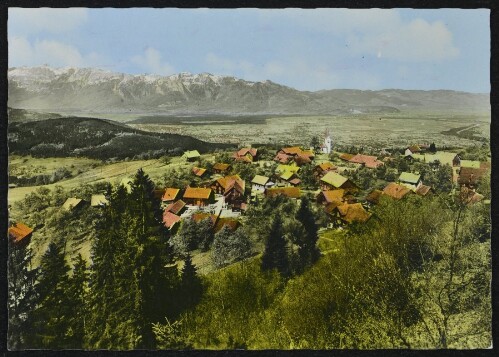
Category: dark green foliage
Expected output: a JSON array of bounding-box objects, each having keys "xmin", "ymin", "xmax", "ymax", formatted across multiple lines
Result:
[
  {"xmin": 8, "ymin": 117, "xmax": 230, "ymax": 160},
  {"xmin": 30, "ymin": 242, "xmax": 72, "ymax": 349},
  {"xmin": 299, "ymin": 164, "xmax": 318, "ymax": 189},
  {"xmin": 212, "ymin": 227, "xmax": 253, "ymax": 268},
  {"xmin": 7, "ymin": 243, "xmax": 39, "ymax": 349},
  {"xmin": 180, "ymin": 255, "xmax": 203, "ymax": 310},
  {"xmin": 429, "ymin": 142, "xmax": 437, "ymax": 153},
  {"xmin": 65, "ymin": 255, "xmax": 89, "ymax": 347},
  {"xmin": 261, "ymin": 216, "xmax": 290, "ymax": 277},
  {"xmin": 294, "ymin": 196, "xmax": 320, "ymax": 271}
]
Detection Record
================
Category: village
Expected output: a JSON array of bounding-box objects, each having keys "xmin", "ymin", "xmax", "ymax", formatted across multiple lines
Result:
[{"xmin": 8, "ymin": 129, "xmax": 491, "ymax": 255}]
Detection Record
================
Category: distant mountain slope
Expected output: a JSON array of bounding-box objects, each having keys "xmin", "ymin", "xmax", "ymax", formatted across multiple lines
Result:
[
  {"xmin": 8, "ymin": 117, "xmax": 232, "ymax": 160},
  {"xmin": 8, "ymin": 66, "xmax": 489, "ymax": 115}
]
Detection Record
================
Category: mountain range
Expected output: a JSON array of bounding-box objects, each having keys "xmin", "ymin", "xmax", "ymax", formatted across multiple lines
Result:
[{"xmin": 8, "ymin": 66, "xmax": 490, "ymax": 116}]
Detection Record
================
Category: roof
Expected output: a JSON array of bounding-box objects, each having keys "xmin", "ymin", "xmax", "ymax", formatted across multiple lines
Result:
[
  {"xmin": 233, "ymin": 154, "xmax": 253, "ymax": 163},
  {"xmin": 339, "ymin": 153, "xmax": 355, "ymax": 161},
  {"xmin": 162, "ymin": 188, "xmax": 181, "ymax": 201},
  {"xmin": 321, "ymin": 189, "xmax": 345, "ymax": 203},
  {"xmin": 274, "ymin": 152, "xmax": 291, "ymax": 163},
  {"xmin": 383, "ymin": 183, "xmax": 412, "ymax": 200},
  {"xmin": 316, "ymin": 162, "xmax": 336, "ymax": 171},
  {"xmin": 163, "ymin": 211, "xmax": 181, "ymax": 229},
  {"xmin": 301, "ymin": 149, "xmax": 315, "ymax": 157},
  {"xmin": 460, "ymin": 160, "xmax": 481, "ymax": 169},
  {"xmin": 191, "ymin": 213, "xmax": 218, "ymax": 225},
  {"xmin": 265, "ymin": 187, "xmax": 301, "ymax": 199},
  {"xmin": 399, "ymin": 172, "xmax": 421, "ymax": 185},
  {"xmin": 214, "ymin": 217, "xmax": 240, "ymax": 233},
  {"xmin": 415, "ymin": 185, "xmax": 432, "ymax": 196},
  {"xmin": 184, "ymin": 150, "xmax": 201, "ymax": 158},
  {"xmin": 281, "ymin": 146, "xmax": 303, "ymax": 155},
  {"xmin": 91, "ymin": 194, "xmax": 109, "ymax": 207},
  {"xmin": 183, "ymin": 187, "xmax": 213, "ymax": 200},
  {"xmin": 321, "ymin": 172, "xmax": 348, "ymax": 188},
  {"xmin": 252, "ymin": 175, "xmax": 270, "ymax": 186},
  {"xmin": 458, "ymin": 167, "xmax": 488, "ymax": 186},
  {"xmin": 366, "ymin": 189, "xmax": 383, "ymax": 204},
  {"xmin": 324, "ymin": 201, "xmax": 344, "ymax": 214},
  {"xmin": 236, "ymin": 148, "xmax": 257, "ymax": 157},
  {"xmin": 216, "ymin": 175, "xmax": 245, "ymax": 194},
  {"xmin": 8, "ymin": 223, "xmax": 33, "ymax": 244},
  {"xmin": 294, "ymin": 154, "xmax": 312, "ymax": 165},
  {"xmin": 192, "ymin": 167, "xmax": 207, "ymax": 177},
  {"xmin": 165, "ymin": 199, "xmax": 187, "ymax": 215},
  {"xmin": 62, "ymin": 197, "xmax": 83, "ymax": 210},
  {"xmin": 349, "ymin": 154, "xmax": 383, "ymax": 169},
  {"xmin": 337, "ymin": 203, "xmax": 371, "ymax": 223},
  {"xmin": 289, "ymin": 178, "xmax": 302, "ymax": 185},
  {"xmin": 276, "ymin": 164, "xmax": 300, "ymax": 174},
  {"xmin": 280, "ymin": 171, "xmax": 295, "ymax": 181},
  {"xmin": 213, "ymin": 163, "xmax": 231, "ymax": 171}
]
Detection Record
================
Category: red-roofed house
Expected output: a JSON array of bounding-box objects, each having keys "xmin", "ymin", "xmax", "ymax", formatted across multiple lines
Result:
[
  {"xmin": 163, "ymin": 211, "xmax": 182, "ymax": 231},
  {"xmin": 233, "ymin": 148, "xmax": 258, "ymax": 163},
  {"xmin": 8, "ymin": 222, "xmax": 33, "ymax": 247},
  {"xmin": 165, "ymin": 199, "xmax": 187, "ymax": 215},
  {"xmin": 192, "ymin": 166, "xmax": 208, "ymax": 177},
  {"xmin": 212, "ymin": 175, "xmax": 246, "ymax": 209},
  {"xmin": 383, "ymin": 183, "xmax": 413, "ymax": 200},
  {"xmin": 349, "ymin": 154, "xmax": 384, "ymax": 169}
]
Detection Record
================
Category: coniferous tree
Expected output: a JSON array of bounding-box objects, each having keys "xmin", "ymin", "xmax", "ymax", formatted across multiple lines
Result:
[
  {"xmin": 295, "ymin": 196, "xmax": 320, "ymax": 270},
  {"xmin": 65, "ymin": 254, "xmax": 89, "ymax": 348},
  {"xmin": 180, "ymin": 254, "xmax": 203, "ymax": 310},
  {"xmin": 30, "ymin": 242, "xmax": 71, "ymax": 349},
  {"xmin": 7, "ymin": 241, "xmax": 39, "ymax": 349},
  {"xmin": 261, "ymin": 215, "xmax": 290, "ymax": 277}
]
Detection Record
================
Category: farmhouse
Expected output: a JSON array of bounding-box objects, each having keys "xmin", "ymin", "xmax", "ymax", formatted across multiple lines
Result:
[
  {"xmin": 164, "ymin": 199, "xmax": 187, "ymax": 216},
  {"xmin": 90, "ymin": 194, "xmax": 109, "ymax": 208},
  {"xmin": 233, "ymin": 148, "xmax": 258, "ymax": 163},
  {"xmin": 62, "ymin": 197, "xmax": 85, "ymax": 211},
  {"xmin": 274, "ymin": 147, "xmax": 314, "ymax": 166},
  {"xmin": 265, "ymin": 187, "xmax": 301, "ymax": 199},
  {"xmin": 162, "ymin": 188, "xmax": 181, "ymax": 203},
  {"xmin": 382, "ymin": 182, "xmax": 412, "ymax": 200},
  {"xmin": 192, "ymin": 166, "xmax": 208, "ymax": 178},
  {"xmin": 213, "ymin": 163, "xmax": 231, "ymax": 174},
  {"xmin": 277, "ymin": 170, "xmax": 301, "ymax": 186},
  {"xmin": 348, "ymin": 154, "xmax": 384, "ymax": 169},
  {"xmin": 251, "ymin": 175, "xmax": 274, "ymax": 193},
  {"xmin": 328, "ymin": 203, "xmax": 371, "ymax": 225},
  {"xmin": 320, "ymin": 172, "xmax": 358, "ymax": 193},
  {"xmin": 314, "ymin": 162, "xmax": 336, "ymax": 178},
  {"xmin": 8, "ymin": 222, "xmax": 33, "ymax": 247},
  {"xmin": 405, "ymin": 145, "xmax": 422, "ymax": 156},
  {"xmin": 398, "ymin": 172, "xmax": 422, "ymax": 190},
  {"xmin": 339, "ymin": 153, "xmax": 355, "ymax": 162},
  {"xmin": 212, "ymin": 175, "xmax": 246, "ymax": 208},
  {"xmin": 183, "ymin": 187, "xmax": 215, "ymax": 206},
  {"xmin": 317, "ymin": 189, "xmax": 345, "ymax": 205},
  {"xmin": 163, "ymin": 211, "xmax": 181, "ymax": 231},
  {"xmin": 183, "ymin": 150, "xmax": 201, "ymax": 162},
  {"xmin": 458, "ymin": 167, "xmax": 488, "ymax": 188}
]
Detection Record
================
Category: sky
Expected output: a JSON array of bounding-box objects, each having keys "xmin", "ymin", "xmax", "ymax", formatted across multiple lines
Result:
[{"xmin": 8, "ymin": 8, "xmax": 490, "ymax": 92}]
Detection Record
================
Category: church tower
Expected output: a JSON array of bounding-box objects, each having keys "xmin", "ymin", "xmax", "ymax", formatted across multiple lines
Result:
[{"xmin": 322, "ymin": 128, "xmax": 332, "ymax": 154}]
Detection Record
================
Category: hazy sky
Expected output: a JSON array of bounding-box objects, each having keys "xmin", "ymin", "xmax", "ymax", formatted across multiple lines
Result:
[{"xmin": 8, "ymin": 8, "xmax": 490, "ymax": 92}]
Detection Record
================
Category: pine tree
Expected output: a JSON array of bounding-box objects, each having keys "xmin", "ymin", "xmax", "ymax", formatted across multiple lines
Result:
[
  {"xmin": 30, "ymin": 242, "xmax": 71, "ymax": 349},
  {"xmin": 180, "ymin": 254, "xmax": 203, "ymax": 310},
  {"xmin": 65, "ymin": 254, "xmax": 89, "ymax": 348},
  {"xmin": 7, "ymin": 241, "xmax": 39, "ymax": 349},
  {"xmin": 295, "ymin": 196, "xmax": 320, "ymax": 270},
  {"xmin": 261, "ymin": 215, "xmax": 290, "ymax": 277}
]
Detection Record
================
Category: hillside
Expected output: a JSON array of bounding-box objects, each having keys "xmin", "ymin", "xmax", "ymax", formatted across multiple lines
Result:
[
  {"xmin": 8, "ymin": 117, "xmax": 232, "ymax": 160},
  {"xmin": 8, "ymin": 66, "xmax": 490, "ymax": 116}
]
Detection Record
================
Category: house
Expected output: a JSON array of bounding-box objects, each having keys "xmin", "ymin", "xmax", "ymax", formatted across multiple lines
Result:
[
  {"xmin": 251, "ymin": 175, "xmax": 274, "ymax": 193},
  {"xmin": 8, "ymin": 222, "xmax": 33, "ymax": 247},
  {"xmin": 163, "ymin": 211, "xmax": 182, "ymax": 231},
  {"xmin": 458, "ymin": 187, "xmax": 484, "ymax": 206},
  {"xmin": 415, "ymin": 185, "xmax": 432, "ymax": 196},
  {"xmin": 348, "ymin": 154, "xmax": 384, "ymax": 169},
  {"xmin": 276, "ymin": 164, "xmax": 300, "ymax": 175},
  {"xmin": 405, "ymin": 145, "xmax": 422, "ymax": 156},
  {"xmin": 458, "ymin": 167, "xmax": 488, "ymax": 188},
  {"xmin": 382, "ymin": 183, "xmax": 413, "ymax": 200},
  {"xmin": 320, "ymin": 172, "xmax": 358, "ymax": 193},
  {"xmin": 183, "ymin": 150, "xmax": 201, "ymax": 162},
  {"xmin": 366, "ymin": 189, "xmax": 384, "ymax": 205},
  {"xmin": 213, "ymin": 163, "xmax": 231, "ymax": 174},
  {"xmin": 212, "ymin": 175, "xmax": 246, "ymax": 208},
  {"xmin": 192, "ymin": 166, "xmax": 208, "ymax": 178},
  {"xmin": 183, "ymin": 187, "xmax": 215, "ymax": 206},
  {"xmin": 62, "ymin": 197, "xmax": 85, "ymax": 211},
  {"xmin": 90, "ymin": 194, "xmax": 109, "ymax": 208},
  {"xmin": 274, "ymin": 147, "xmax": 314, "ymax": 166},
  {"xmin": 327, "ymin": 203, "xmax": 371, "ymax": 225},
  {"xmin": 398, "ymin": 172, "xmax": 422, "ymax": 190},
  {"xmin": 278, "ymin": 170, "xmax": 301, "ymax": 186},
  {"xmin": 317, "ymin": 189, "xmax": 345, "ymax": 205},
  {"xmin": 314, "ymin": 162, "xmax": 337, "ymax": 178},
  {"xmin": 339, "ymin": 153, "xmax": 355, "ymax": 162},
  {"xmin": 164, "ymin": 199, "xmax": 187, "ymax": 216},
  {"xmin": 162, "ymin": 188, "xmax": 181, "ymax": 203},
  {"xmin": 233, "ymin": 148, "xmax": 258, "ymax": 163},
  {"xmin": 265, "ymin": 187, "xmax": 301, "ymax": 199}
]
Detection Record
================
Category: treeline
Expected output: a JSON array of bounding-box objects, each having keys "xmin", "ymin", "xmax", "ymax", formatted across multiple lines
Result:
[{"xmin": 8, "ymin": 117, "xmax": 232, "ymax": 160}]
